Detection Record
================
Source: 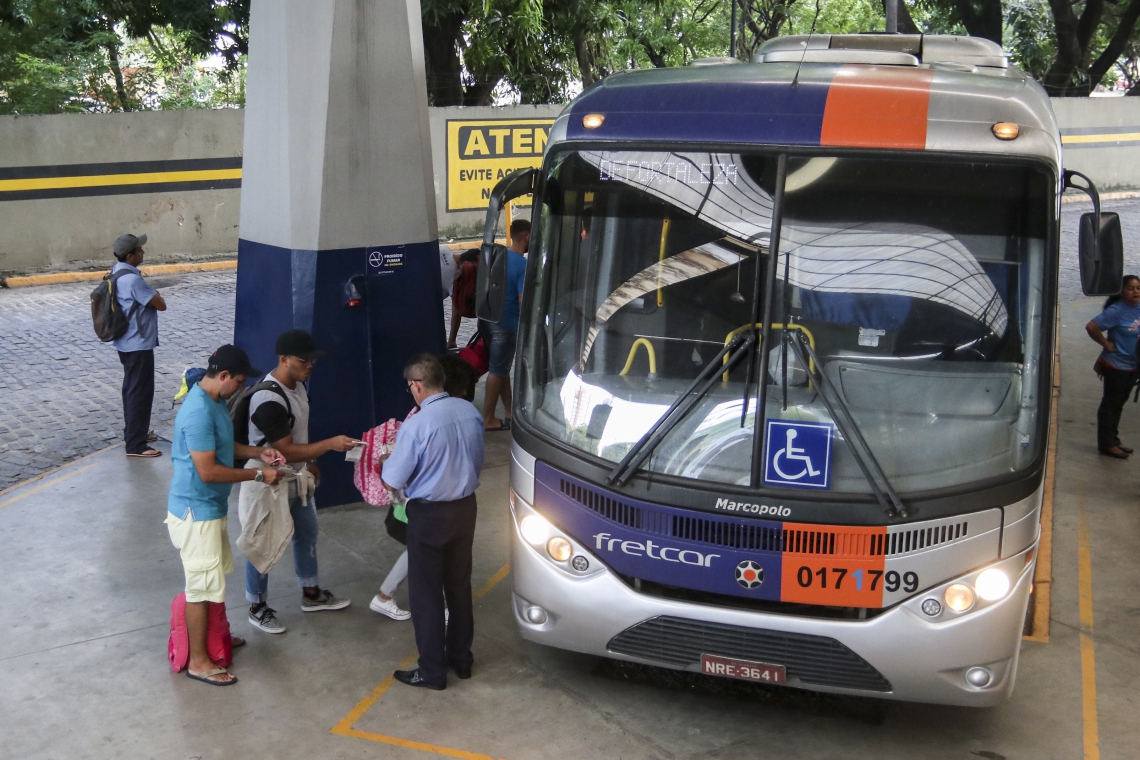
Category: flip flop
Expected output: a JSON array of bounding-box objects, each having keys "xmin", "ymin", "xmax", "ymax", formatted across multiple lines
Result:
[
  {"xmin": 186, "ymin": 667, "xmax": 237, "ymax": 686},
  {"xmin": 232, "ymin": 637, "xmax": 246, "ymax": 648},
  {"xmin": 147, "ymin": 430, "xmax": 158, "ymax": 442},
  {"xmin": 484, "ymin": 418, "xmax": 511, "ymax": 431},
  {"xmin": 127, "ymin": 449, "xmax": 162, "ymax": 458}
]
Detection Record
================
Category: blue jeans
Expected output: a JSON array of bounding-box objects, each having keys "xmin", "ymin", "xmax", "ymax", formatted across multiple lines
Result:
[
  {"xmin": 486, "ymin": 322, "xmax": 517, "ymax": 377},
  {"xmin": 245, "ymin": 493, "xmax": 320, "ymax": 603}
]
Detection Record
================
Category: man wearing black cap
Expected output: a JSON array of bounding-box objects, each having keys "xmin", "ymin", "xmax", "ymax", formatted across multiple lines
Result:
[
  {"xmin": 168, "ymin": 345, "xmax": 285, "ymax": 686},
  {"xmin": 111, "ymin": 232, "xmax": 166, "ymax": 458},
  {"xmin": 243, "ymin": 329, "xmax": 357, "ymax": 634}
]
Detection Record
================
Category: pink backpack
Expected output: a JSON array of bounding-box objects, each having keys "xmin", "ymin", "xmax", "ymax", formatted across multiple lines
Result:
[
  {"xmin": 167, "ymin": 592, "xmax": 233, "ymax": 672},
  {"xmin": 353, "ymin": 409, "xmax": 417, "ymax": 507}
]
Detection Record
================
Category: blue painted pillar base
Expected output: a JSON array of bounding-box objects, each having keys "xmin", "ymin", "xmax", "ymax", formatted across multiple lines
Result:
[{"xmin": 234, "ymin": 238, "xmax": 446, "ymax": 507}]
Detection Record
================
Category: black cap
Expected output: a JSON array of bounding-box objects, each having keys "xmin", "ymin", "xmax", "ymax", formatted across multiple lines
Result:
[
  {"xmin": 275, "ymin": 329, "xmax": 326, "ymax": 360},
  {"xmin": 207, "ymin": 345, "xmax": 260, "ymax": 377},
  {"xmin": 113, "ymin": 233, "xmax": 147, "ymax": 260}
]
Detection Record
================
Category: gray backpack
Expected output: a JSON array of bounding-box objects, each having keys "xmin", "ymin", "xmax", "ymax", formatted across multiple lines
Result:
[{"xmin": 90, "ymin": 270, "xmax": 137, "ymax": 342}]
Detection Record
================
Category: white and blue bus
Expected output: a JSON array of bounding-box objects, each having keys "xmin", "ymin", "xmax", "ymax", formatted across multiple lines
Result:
[{"xmin": 476, "ymin": 34, "xmax": 1122, "ymax": 706}]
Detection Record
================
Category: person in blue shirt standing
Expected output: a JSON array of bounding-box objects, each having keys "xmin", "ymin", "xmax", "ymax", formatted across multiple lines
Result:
[
  {"xmin": 481, "ymin": 219, "xmax": 529, "ymax": 431},
  {"xmin": 110, "ymin": 233, "xmax": 167, "ymax": 458},
  {"xmin": 382, "ymin": 353, "xmax": 484, "ymax": 690},
  {"xmin": 168, "ymin": 345, "xmax": 285, "ymax": 686},
  {"xmin": 1087, "ymin": 275, "xmax": 1140, "ymax": 458}
]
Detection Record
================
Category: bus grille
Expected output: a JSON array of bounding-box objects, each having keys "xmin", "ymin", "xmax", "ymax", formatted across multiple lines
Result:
[
  {"xmin": 607, "ymin": 616, "xmax": 892, "ymax": 692},
  {"xmin": 558, "ymin": 478, "xmax": 967, "ymax": 558}
]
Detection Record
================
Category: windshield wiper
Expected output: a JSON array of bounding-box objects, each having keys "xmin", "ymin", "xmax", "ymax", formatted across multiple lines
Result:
[
  {"xmin": 787, "ymin": 332, "xmax": 909, "ymax": 519},
  {"xmin": 607, "ymin": 333, "xmax": 757, "ymax": 487}
]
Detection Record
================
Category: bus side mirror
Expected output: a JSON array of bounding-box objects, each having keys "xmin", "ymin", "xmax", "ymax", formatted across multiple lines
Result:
[
  {"xmin": 477, "ymin": 168, "xmax": 537, "ymax": 322},
  {"xmin": 1065, "ymin": 169, "xmax": 1125, "ymax": 296},
  {"xmin": 1079, "ymin": 211, "xmax": 1123, "ymax": 296}
]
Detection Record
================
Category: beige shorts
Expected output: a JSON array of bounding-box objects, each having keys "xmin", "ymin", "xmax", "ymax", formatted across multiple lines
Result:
[{"xmin": 166, "ymin": 512, "xmax": 234, "ymax": 603}]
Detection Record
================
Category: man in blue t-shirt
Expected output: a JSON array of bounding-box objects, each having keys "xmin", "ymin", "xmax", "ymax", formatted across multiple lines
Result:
[
  {"xmin": 167, "ymin": 345, "xmax": 285, "ymax": 686},
  {"xmin": 481, "ymin": 219, "xmax": 529, "ymax": 431},
  {"xmin": 1087, "ymin": 275, "xmax": 1140, "ymax": 457},
  {"xmin": 110, "ymin": 233, "xmax": 167, "ymax": 458}
]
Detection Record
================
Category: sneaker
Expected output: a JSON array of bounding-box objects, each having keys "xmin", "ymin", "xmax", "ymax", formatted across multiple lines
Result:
[
  {"xmin": 301, "ymin": 588, "xmax": 351, "ymax": 612},
  {"xmin": 249, "ymin": 605, "xmax": 286, "ymax": 634},
  {"xmin": 369, "ymin": 594, "xmax": 411, "ymax": 620}
]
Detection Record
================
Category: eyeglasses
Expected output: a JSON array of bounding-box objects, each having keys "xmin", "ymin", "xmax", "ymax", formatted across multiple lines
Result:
[
  {"xmin": 290, "ymin": 356, "xmax": 316, "ymax": 367},
  {"xmin": 405, "ymin": 378, "xmax": 423, "ymax": 393}
]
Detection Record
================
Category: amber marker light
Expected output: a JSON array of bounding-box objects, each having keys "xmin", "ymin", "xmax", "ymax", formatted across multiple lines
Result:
[
  {"xmin": 992, "ymin": 122, "xmax": 1020, "ymax": 140},
  {"xmin": 582, "ymin": 113, "xmax": 605, "ymax": 129}
]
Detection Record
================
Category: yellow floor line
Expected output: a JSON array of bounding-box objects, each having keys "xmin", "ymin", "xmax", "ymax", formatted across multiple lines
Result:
[
  {"xmin": 0, "ymin": 459, "xmax": 109, "ymax": 510},
  {"xmin": 1024, "ymin": 383, "xmax": 1058, "ymax": 643},
  {"xmin": 475, "ymin": 562, "xmax": 511, "ymax": 599},
  {"xmin": 0, "ymin": 442, "xmax": 122, "ymax": 499},
  {"xmin": 1078, "ymin": 504, "xmax": 1099, "ymax": 760},
  {"xmin": 330, "ymin": 563, "xmax": 512, "ymax": 757}
]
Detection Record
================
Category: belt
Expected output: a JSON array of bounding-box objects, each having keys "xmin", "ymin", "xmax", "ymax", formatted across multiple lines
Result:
[{"xmin": 408, "ymin": 493, "xmax": 477, "ymax": 508}]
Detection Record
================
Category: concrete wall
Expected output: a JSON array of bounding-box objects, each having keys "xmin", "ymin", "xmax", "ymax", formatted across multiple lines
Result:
[
  {"xmin": 0, "ymin": 109, "xmax": 244, "ymax": 274},
  {"xmin": 2, "ymin": 97, "xmax": 1138, "ymax": 275},
  {"xmin": 1053, "ymin": 97, "xmax": 1140, "ymax": 192}
]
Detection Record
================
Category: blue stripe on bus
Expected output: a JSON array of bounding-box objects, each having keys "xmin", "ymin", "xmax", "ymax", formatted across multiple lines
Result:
[{"xmin": 566, "ymin": 80, "xmax": 832, "ymax": 146}]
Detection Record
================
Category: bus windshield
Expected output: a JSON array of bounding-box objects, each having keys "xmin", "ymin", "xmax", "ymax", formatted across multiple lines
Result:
[{"xmin": 516, "ymin": 149, "xmax": 1052, "ymax": 496}]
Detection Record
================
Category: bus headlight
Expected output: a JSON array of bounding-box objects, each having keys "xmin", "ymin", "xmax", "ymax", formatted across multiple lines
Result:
[
  {"xmin": 520, "ymin": 515, "xmax": 551, "ymax": 545},
  {"xmin": 944, "ymin": 583, "xmax": 976, "ymax": 612},
  {"xmin": 547, "ymin": 537, "xmax": 573, "ymax": 562},
  {"xmin": 975, "ymin": 568, "xmax": 1012, "ymax": 601}
]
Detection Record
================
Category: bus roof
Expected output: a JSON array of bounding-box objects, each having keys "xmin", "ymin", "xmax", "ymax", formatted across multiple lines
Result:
[{"xmin": 552, "ymin": 35, "xmax": 1060, "ymax": 168}]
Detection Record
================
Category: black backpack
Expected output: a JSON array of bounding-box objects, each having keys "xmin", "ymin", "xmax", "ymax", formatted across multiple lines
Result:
[
  {"xmin": 227, "ymin": 380, "xmax": 294, "ymax": 466},
  {"xmin": 90, "ymin": 270, "xmax": 138, "ymax": 342}
]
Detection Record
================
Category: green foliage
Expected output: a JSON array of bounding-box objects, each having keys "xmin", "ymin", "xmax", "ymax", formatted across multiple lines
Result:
[
  {"xmin": 1004, "ymin": 0, "xmax": 1055, "ymax": 81},
  {"xmin": 0, "ymin": 0, "xmax": 247, "ymax": 114}
]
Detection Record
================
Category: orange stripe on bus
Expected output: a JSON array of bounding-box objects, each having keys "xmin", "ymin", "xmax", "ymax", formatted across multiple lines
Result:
[
  {"xmin": 779, "ymin": 522, "xmax": 887, "ymax": 607},
  {"xmin": 820, "ymin": 65, "xmax": 935, "ymax": 150}
]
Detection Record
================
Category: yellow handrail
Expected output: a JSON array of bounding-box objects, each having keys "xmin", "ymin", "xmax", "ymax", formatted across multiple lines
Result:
[
  {"xmin": 656, "ymin": 219, "xmax": 670, "ymax": 307},
  {"xmin": 721, "ymin": 323, "xmax": 816, "ymax": 382},
  {"xmin": 620, "ymin": 338, "xmax": 658, "ymax": 377}
]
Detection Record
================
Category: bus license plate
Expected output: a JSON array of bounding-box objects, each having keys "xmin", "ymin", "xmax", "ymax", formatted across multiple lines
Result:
[{"xmin": 701, "ymin": 654, "xmax": 787, "ymax": 684}]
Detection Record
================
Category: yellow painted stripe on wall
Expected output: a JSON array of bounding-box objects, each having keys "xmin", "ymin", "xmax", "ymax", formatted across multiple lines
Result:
[
  {"xmin": 0, "ymin": 168, "xmax": 242, "ymax": 192},
  {"xmin": 1062, "ymin": 132, "xmax": 1140, "ymax": 144}
]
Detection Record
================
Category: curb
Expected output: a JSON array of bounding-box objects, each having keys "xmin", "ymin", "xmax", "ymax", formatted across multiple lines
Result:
[
  {"xmin": 2, "ymin": 260, "xmax": 237, "ymax": 289},
  {"xmin": 1062, "ymin": 190, "xmax": 1140, "ymax": 203}
]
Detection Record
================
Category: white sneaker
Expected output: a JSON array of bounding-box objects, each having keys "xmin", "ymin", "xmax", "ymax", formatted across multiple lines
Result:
[{"xmin": 369, "ymin": 594, "xmax": 411, "ymax": 620}]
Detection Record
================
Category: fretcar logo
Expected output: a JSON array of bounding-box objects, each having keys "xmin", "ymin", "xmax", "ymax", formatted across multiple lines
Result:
[
  {"xmin": 593, "ymin": 533, "xmax": 720, "ymax": 567},
  {"xmin": 735, "ymin": 560, "xmax": 765, "ymax": 589},
  {"xmin": 714, "ymin": 497, "xmax": 791, "ymax": 517}
]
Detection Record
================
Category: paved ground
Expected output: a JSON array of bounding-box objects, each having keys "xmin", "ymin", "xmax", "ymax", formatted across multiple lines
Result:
[
  {"xmin": 0, "ymin": 201, "xmax": 1138, "ymax": 759},
  {"xmin": 2, "ymin": 259, "xmax": 1139, "ymax": 759},
  {"xmin": 0, "ymin": 273, "xmax": 477, "ymax": 489}
]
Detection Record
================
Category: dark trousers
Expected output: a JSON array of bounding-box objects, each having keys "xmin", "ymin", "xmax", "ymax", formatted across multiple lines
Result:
[
  {"xmin": 405, "ymin": 494, "xmax": 477, "ymax": 687},
  {"xmin": 118, "ymin": 349, "xmax": 154, "ymax": 454},
  {"xmin": 1097, "ymin": 362, "xmax": 1136, "ymax": 451}
]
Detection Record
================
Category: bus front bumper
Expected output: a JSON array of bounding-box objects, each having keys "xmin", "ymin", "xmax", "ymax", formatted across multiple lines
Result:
[{"xmin": 509, "ymin": 513, "xmax": 1036, "ymax": 707}]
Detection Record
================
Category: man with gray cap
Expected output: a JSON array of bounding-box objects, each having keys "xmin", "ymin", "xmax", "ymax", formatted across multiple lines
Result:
[{"xmin": 111, "ymin": 233, "xmax": 166, "ymax": 458}]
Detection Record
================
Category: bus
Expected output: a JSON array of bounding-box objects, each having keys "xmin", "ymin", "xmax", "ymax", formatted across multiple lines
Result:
[{"xmin": 475, "ymin": 33, "xmax": 1122, "ymax": 706}]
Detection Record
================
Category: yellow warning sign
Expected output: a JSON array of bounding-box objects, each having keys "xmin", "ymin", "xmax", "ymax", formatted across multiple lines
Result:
[{"xmin": 446, "ymin": 118, "xmax": 555, "ymax": 212}]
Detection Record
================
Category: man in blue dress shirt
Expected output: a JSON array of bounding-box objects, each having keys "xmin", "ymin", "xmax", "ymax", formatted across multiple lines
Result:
[
  {"xmin": 382, "ymin": 353, "xmax": 485, "ymax": 690},
  {"xmin": 110, "ymin": 233, "xmax": 166, "ymax": 458}
]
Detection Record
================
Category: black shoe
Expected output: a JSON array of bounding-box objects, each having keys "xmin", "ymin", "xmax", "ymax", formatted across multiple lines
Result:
[
  {"xmin": 1099, "ymin": 447, "xmax": 1129, "ymax": 459},
  {"xmin": 453, "ymin": 666, "xmax": 472, "ymax": 680},
  {"xmin": 1121, "ymin": 446, "xmax": 1135, "ymax": 454},
  {"xmin": 394, "ymin": 669, "xmax": 445, "ymax": 690}
]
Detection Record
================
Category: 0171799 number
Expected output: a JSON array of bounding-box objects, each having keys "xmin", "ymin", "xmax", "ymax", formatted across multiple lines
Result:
[{"xmin": 795, "ymin": 566, "xmax": 919, "ymax": 593}]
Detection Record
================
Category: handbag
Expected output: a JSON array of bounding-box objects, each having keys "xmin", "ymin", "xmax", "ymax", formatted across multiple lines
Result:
[
  {"xmin": 458, "ymin": 330, "xmax": 489, "ymax": 378},
  {"xmin": 384, "ymin": 504, "xmax": 408, "ymax": 545}
]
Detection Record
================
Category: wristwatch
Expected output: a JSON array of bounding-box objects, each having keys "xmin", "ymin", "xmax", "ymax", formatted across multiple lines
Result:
[{"xmin": 254, "ymin": 469, "xmax": 265, "ymax": 483}]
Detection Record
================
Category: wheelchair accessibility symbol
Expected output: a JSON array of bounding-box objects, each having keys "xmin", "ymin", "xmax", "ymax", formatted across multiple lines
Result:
[{"xmin": 763, "ymin": 420, "xmax": 834, "ymax": 489}]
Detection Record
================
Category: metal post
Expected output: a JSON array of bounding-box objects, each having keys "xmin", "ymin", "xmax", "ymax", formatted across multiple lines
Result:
[
  {"xmin": 886, "ymin": 0, "xmax": 898, "ymax": 33},
  {"xmin": 729, "ymin": 0, "xmax": 737, "ymax": 59}
]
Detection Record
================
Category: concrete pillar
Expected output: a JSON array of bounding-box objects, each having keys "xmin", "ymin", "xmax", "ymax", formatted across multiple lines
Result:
[{"xmin": 235, "ymin": 0, "xmax": 444, "ymax": 505}]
